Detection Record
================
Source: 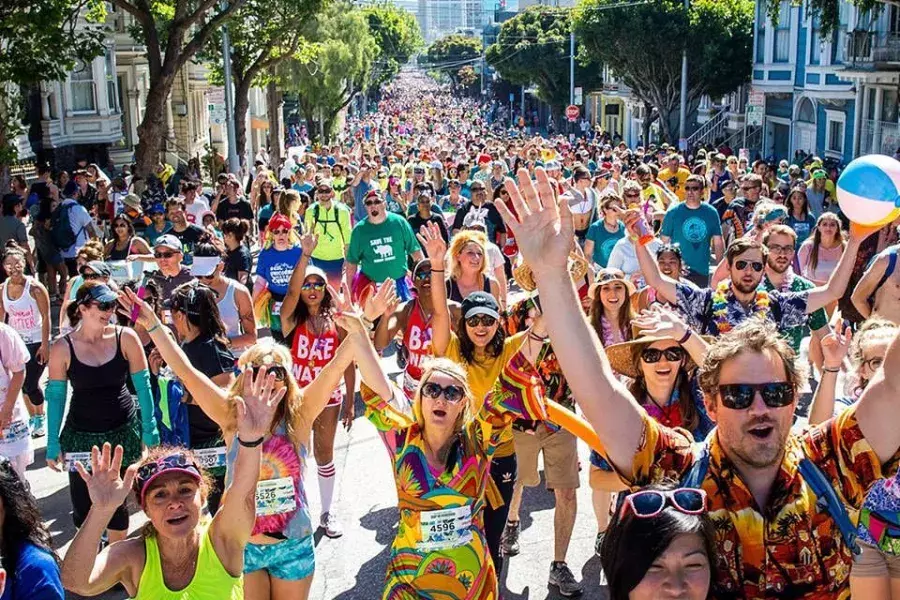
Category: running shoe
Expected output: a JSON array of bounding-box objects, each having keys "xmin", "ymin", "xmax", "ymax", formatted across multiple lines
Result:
[
  {"xmin": 500, "ymin": 519, "xmax": 520, "ymax": 556},
  {"xmin": 32, "ymin": 415, "xmax": 45, "ymax": 438},
  {"xmin": 320, "ymin": 512, "xmax": 343, "ymax": 538},
  {"xmin": 549, "ymin": 561, "xmax": 583, "ymax": 597},
  {"xmin": 595, "ymin": 531, "xmax": 605, "ymax": 557}
]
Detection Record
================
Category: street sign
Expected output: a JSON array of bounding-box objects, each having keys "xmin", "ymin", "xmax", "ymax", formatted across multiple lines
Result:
[
  {"xmin": 746, "ymin": 86, "xmax": 765, "ymax": 127},
  {"xmin": 565, "ymin": 104, "xmax": 580, "ymax": 122},
  {"xmin": 574, "ymin": 87, "xmax": 583, "ymax": 105},
  {"xmin": 208, "ymin": 88, "xmax": 226, "ymax": 125},
  {"xmin": 509, "ymin": 93, "xmax": 515, "ymax": 102}
]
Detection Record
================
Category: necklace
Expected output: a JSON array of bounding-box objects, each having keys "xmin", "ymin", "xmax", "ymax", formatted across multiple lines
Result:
[
  {"xmin": 711, "ymin": 280, "xmax": 771, "ymax": 334},
  {"xmin": 600, "ymin": 314, "xmax": 625, "ymax": 346}
]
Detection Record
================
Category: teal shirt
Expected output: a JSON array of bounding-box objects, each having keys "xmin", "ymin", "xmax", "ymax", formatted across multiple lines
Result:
[
  {"xmin": 585, "ymin": 220, "xmax": 625, "ymax": 268},
  {"xmin": 660, "ymin": 203, "xmax": 722, "ymax": 276},
  {"xmin": 347, "ymin": 213, "xmax": 420, "ymax": 282}
]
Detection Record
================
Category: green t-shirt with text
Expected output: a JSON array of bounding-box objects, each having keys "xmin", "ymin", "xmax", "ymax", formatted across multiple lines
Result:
[{"xmin": 347, "ymin": 213, "xmax": 420, "ymax": 282}]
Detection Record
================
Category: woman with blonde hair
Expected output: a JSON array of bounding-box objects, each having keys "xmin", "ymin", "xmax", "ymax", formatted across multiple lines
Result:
[
  {"xmin": 445, "ymin": 229, "xmax": 501, "ymax": 306},
  {"xmin": 118, "ymin": 283, "xmax": 395, "ymax": 600}
]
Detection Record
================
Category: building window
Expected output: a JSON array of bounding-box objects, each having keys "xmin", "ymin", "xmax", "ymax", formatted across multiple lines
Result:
[
  {"xmin": 826, "ymin": 110, "xmax": 845, "ymax": 154},
  {"xmin": 756, "ymin": 2, "xmax": 766, "ymax": 62},
  {"xmin": 831, "ymin": 2, "xmax": 849, "ymax": 64},
  {"xmin": 105, "ymin": 49, "xmax": 118, "ymax": 112},
  {"xmin": 70, "ymin": 59, "xmax": 96, "ymax": 112},
  {"xmin": 774, "ymin": 0, "xmax": 791, "ymax": 62},
  {"xmin": 810, "ymin": 16, "xmax": 821, "ymax": 64}
]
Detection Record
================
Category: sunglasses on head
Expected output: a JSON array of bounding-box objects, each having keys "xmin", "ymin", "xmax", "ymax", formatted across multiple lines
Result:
[
  {"xmin": 620, "ymin": 487, "xmax": 707, "ymax": 519},
  {"xmin": 466, "ymin": 314, "xmax": 497, "ymax": 328},
  {"xmin": 717, "ymin": 382, "xmax": 794, "ymax": 410},
  {"xmin": 301, "ymin": 281, "xmax": 326, "ymax": 292},
  {"xmin": 421, "ymin": 381, "xmax": 466, "ymax": 404},
  {"xmin": 734, "ymin": 259, "xmax": 764, "ymax": 272},
  {"xmin": 251, "ymin": 364, "xmax": 288, "ymax": 382},
  {"xmin": 154, "ymin": 251, "xmax": 176, "ymax": 259},
  {"xmin": 640, "ymin": 347, "xmax": 685, "ymax": 364}
]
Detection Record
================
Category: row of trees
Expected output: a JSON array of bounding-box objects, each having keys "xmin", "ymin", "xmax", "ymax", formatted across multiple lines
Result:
[
  {"xmin": 1, "ymin": 0, "xmax": 422, "ymax": 179},
  {"xmin": 423, "ymin": 0, "xmax": 870, "ymax": 142}
]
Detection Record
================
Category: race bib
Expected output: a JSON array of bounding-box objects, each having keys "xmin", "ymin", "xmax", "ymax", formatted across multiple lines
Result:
[
  {"xmin": 194, "ymin": 446, "xmax": 227, "ymax": 469},
  {"xmin": 255, "ymin": 477, "xmax": 296, "ymax": 516},
  {"xmin": 65, "ymin": 452, "xmax": 93, "ymax": 472},
  {"xmin": 1, "ymin": 420, "xmax": 29, "ymax": 444},
  {"xmin": 417, "ymin": 505, "xmax": 472, "ymax": 551},
  {"xmin": 271, "ymin": 302, "xmax": 282, "ymax": 316}
]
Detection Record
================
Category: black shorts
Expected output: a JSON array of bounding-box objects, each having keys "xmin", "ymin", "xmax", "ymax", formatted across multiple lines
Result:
[
  {"xmin": 69, "ymin": 469, "xmax": 130, "ymax": 531},
  {"xmin": 23, "ymin": 343, "xmax": 45, "ymax": 405}
]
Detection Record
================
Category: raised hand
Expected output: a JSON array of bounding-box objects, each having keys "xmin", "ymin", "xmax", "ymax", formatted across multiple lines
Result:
[
  {"xmin": 327, "ymin": 281, "xmax": 368, "ymax": 336},
  {"xmin": 300, "ymin": 231, "xmax": 319, "ymax": 257},
  {"xmin": 364, "ymin": 278, "xmax": 399, "ymax": 322},
  {"xmin": 633, "ymin": 305, "xmax": 690, "ymax": 340},
  {"xmin": 494, "ymin": 168, "xmax": 573, "ymax": 278},
  {"xmin": 117, "ymin": 287, "xmax": 161, "ymax": 331},
  {"xmin": 236, "ymin": 366, "xmax": 285, "ymax": 442},
  {"xmin": 416, "ymin": 222, "xmax": 446, "ymax": 269},
  {"xmin": 821, "ymin": 320, "xmax": 852, "ymax": 370},
  {"xmin": 74, "ymin": 443, "xmax": 138, "ymax": 512}
]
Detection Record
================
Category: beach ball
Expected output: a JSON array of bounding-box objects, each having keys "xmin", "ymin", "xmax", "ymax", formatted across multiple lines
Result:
[{"xmin": 837, "ymin": 155, "xmax": 900, "ymax": 227}]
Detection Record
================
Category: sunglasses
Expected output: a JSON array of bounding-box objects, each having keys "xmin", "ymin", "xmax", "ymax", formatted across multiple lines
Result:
[
  {"xmin": 717, "ymin": 382, "xmax": 794, "ymax": 410},
  {"xmin": 640, "ymin": 347, "xmax": 685, "ymax": 364},
  {"xmin": 82, "ymin": 272, "xmax": 102, "ymax": 281},
  {"xmin": 251, "ymin": 364, "xmax": 288, "ymax": 382},
  {"xmin": 88, "ymin": 300, "xmax": 117, "ymax": 312},
  {"xmin": 154, "ymin": 251, "xmax": 176, "ymax": 259},
  {"xmin": 271, "ymin": 229, "xmax": 290, "ymax": 235},
  {"xmin": 466, "ymin": 314, "xmax": 497, "ymax": 328},
  {"xmin": 623, "ymin": 192, "xmax": 640, "ymax": 198},
  {"xmin": 365, "ymin": 199, "xmax": 383, "ymax": 207},
  {"xmin": 684, "ymin": 186, "xmax": 702, "ymax": 191},
  {"xmin": 414, "ymin": 269, "xmax": 432, "ymax": 280},
  {"xmin": 734, "ymin": 260, "xmax": 764, "ymax": 272},
  {"xmin": 620, "ymin": 488, "xmax": 707, "ymax": 519},
  {"xmin": 421, "ymin": 381, "xmax": 466, "ymax": 404},
  {"xmin": 301, "ymin": 281, "xmax": 326, "ymax": 292}
]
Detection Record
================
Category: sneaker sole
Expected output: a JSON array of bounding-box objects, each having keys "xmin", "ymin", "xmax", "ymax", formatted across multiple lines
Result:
[
  {"xmin": 549, "ymin": 581, "xmax": 583, "ymax": 598},
  {"xmin": 502, "ymin": 547, "xmax": 519, "ymax": 557}
]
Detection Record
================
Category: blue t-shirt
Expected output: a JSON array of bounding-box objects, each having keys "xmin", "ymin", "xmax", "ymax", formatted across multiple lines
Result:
[
  {"xmin": 661, "ymin": 203, "xmax": 722, "ymax": 277},
  {"xmin": 585, "ymin": 220, "xmax": 625, "ymax": 268},
  {"xmin": 787, "ymin": 213, "xmax": 816, "ymax": 248},
  {"xmin": 256, "ymin": 245, "xmax": 303, "ymax": 296},
  {"xmin": 0, "ymin": 543, "xmax": 63, "ymax": 600}
]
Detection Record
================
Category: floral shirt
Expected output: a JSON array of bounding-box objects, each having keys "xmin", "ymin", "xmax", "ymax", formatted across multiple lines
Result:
[
  {"xmin": 616, "ymin": 407, "xmax": 898, "ymax": 599},
  {"xmin": 676, "ymin": 281, "xmax": 811, "ymax": 337},
  {"xmin": 761, "ymin": 272, "xmax": 829, "ymax": 353}
]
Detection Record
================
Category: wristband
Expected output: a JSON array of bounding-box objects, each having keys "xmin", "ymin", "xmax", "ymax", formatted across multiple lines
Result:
[
  {"xmin": 431, "ymin": 269, "xmax": 445, "ymax": 273},
  {"xmin": 238, "ymin": 435, "xmax": 265, "ymax": 448},
  {"xmin": 823, "ymin": 366, "xmax": 841, "ymax": 373},
  {"xmin": 146, "ymin": 323, "xmax": 161, "ymax": 334},
  {"xmin": 677, "ymin": 329, "xmax": 692, "ymax": 344}
]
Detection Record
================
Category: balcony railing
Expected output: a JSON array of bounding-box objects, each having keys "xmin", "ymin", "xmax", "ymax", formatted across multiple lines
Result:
[
  {"xmin": 845, "ymin": 30, "xmax": 900, "ymax": 67},
  {"xmin": 858, "ymin": 119, "xmax": 900, "ymax": 156}
]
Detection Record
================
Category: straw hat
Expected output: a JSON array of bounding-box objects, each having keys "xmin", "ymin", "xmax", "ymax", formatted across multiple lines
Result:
[
  {"xmin": 514, "ymin": 252, "xmax": 589, "ymax": 293},
  {"xmin": 605, "ymin": 325, "xmax": 712, "ymax": 379},
  {"xmin": 588, "ymin": 268, "xmax": 636, "ymax": 299}
]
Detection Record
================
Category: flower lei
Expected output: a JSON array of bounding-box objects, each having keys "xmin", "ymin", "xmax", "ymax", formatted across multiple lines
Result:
[{"xmin": 711, "ymin": 280, "xmax": 771, "ymax": 334}]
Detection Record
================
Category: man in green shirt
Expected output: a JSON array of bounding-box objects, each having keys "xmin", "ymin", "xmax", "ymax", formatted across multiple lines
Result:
[
  {"xmin": 303, "ymin": 180, "xmax": 352, "ymax": 289},
  {"xmin": 761, "ymin": 225, "xmax": 830, "ymax": 354},
  {"xmin": 346, "ymin": 188, "xmax": 423, "ymax": 303}
]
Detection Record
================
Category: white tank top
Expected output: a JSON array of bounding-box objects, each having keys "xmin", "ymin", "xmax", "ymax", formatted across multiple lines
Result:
[
  {"xmin": 3, "ymin": 278, "xmax": 42, "ymax": 344},
  {"xmin": 216, "ymin": 279, "xmax": 243, "ymax": 356}
]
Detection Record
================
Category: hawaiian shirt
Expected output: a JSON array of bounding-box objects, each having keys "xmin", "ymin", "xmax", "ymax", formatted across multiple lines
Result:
[
  {"xmin": 676, "ymin": 282, "xmax": 811, "ymax": 337},
  {"xmin": 761, "ymin": 272, "xmax": 829, "ymax": 353},
  {"xmin": 616, "ymin": 407, "xmax": 897, "ymax": 599}
]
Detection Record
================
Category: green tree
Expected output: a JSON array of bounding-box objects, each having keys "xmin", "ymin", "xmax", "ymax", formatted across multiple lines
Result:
[
  {"xmin": 362, "ymin": 2, "xmax": 423, "ymax": 94},
  {"xmin": 575, "ymin": 0, "xmax": 753, "ymax": 143},
  {"xmin": 0, "ymin": 0, "xmax": 106, "ymax": 175},
  {"xmin": 203, "ymin": 0, "xmax": 324, "ymax": 162},
  {"xmin": 279, "ymin": 2, "xmax": 376, "ymax": 143},
  {"xmin": 111, "ymin": 0, "xmax": 247, "ymax": 177},
  {"xmin": 486, "ymin": 7, "xmax": 602, "ymax": 113},
  {"xmin": 424, "ymin": 34, "xmax": 482, "ymax": 88}
]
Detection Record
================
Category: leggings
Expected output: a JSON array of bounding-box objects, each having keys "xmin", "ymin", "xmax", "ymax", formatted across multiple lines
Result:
[
  {"xmin": 484, "ymin": 453, "xmax": 517, "ymax": 575},
  {"xmin": 24, "ymin": 343, "xmax": 45, "ymax": 405}
]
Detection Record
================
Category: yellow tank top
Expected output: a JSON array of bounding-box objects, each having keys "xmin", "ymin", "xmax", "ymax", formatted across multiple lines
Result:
[{"xmin": 137, "ymin": 522, "xmax": 243, "ymax": 600}]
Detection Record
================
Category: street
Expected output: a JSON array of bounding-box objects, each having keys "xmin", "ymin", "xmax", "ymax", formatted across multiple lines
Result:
[{"xmin": 27, "ymin": 344, "xmax": 610, "ymax": 600}]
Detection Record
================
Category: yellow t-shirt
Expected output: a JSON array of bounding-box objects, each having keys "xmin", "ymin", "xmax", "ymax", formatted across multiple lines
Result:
[
  {"xmin": 658, "ymin": 166, "xmax": 691, "ymax": 202},
  {"xmin": 444, "ymin": 331, "xmax": 527, "ymax": 457}
]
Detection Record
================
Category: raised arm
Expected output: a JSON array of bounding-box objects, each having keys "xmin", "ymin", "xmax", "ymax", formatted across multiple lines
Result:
[
  {"xmin": 850, "ymin": 252, "xmax": 888, "ymax": 320},
  {"xmin": 806, "ymin": 224, "xmax": 878, "ymax": 314},
  {"xmin": 632, "ymin": 305, "xmax": 709, "ymax": 367},
  {"xmin": 280, "ymin": 232, "xmax": 316, "ymax": 334},
  {"xmin": 624, "ymin": 211, "xmax": 678, "ymax": 304},
  {"xmin": 808, "ymin": 320, "xmax": 851, "ymax": 425},
  {"xmin": 418, "ymin": 222, "xmax": 451, "ymax": 356},
  {"xmin": 855, "ymin": 325, "xmax": 900, "ymax": 463},
  {"xmin": 495, "ymin": 168, "xmax": 645, "ymax": 473}
]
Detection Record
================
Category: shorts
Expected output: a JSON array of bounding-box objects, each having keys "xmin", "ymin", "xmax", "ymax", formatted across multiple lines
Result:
[
  {"xmin": 24, "ymin": 343, "xmax": 46, "ymax": 405},
  {"xmin": 853, "ymin": 540, "xmax": 900, "ymax": 578},
  {"xmin": 512, "ymin": 426, "xmax": 579, "ymax": 489},
  {"xmin": 244, "ymin": 535, "xmax": 315, "ymax": 580}
]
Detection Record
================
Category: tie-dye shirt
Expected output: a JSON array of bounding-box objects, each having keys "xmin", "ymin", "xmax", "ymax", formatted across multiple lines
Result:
[
  {"xmin": 614, "ymin": 406, "xmax": 899, "ymax": 599},
  {"xmin": 361, "ymin": 352, "xmax": 545, "ymax": 600}
]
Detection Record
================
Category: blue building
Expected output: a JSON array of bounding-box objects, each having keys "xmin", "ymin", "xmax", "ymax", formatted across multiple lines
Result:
[{"xmin": 753, "ymin": 0, "xmax": 900, "ymax": 163}]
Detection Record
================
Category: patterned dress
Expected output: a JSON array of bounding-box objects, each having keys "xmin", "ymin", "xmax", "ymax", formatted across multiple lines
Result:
[{"xmin": 361, "ymin": 353, "xmax": 545, "ymax": 600}]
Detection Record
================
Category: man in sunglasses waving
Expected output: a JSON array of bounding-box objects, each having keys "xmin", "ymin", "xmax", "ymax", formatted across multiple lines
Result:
[{"xmin": 500, "ymin": 166, "xmax": 900, "ymax": 599}]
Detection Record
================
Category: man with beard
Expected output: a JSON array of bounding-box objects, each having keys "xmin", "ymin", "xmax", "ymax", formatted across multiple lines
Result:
[
  {"xmin": 165, "ymin": 199, "xmax": 205, "ymax": 266},
  {"xmin": 759, "ymin": 225, "xmax": 830, "ymax": 355},
  {"xmin": 723, "ymin": 173, "xmax": 765, "ymax": 240},
  {"xmin": 345, "ymin": 189, "xmax": 423, "ymax": 304},
  {"xmin": 629, "ymin": 211, "xmax": 871, "ymax": 337}
]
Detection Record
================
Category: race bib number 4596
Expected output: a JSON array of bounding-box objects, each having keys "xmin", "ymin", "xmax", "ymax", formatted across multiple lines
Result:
[{"xmin": 417, "ymin": 505, "xmax": 472, "ymax": 551}]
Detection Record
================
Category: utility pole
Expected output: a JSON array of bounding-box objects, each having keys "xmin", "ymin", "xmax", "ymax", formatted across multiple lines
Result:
[
  {"xmin": 570, "ymin": 28, "xmax": 575, "ymax": 135},
  {"xmin": 678, "ymin": 0, "xmax": 689, "ymax": 150},
  {"xmin": 222, "ymin": 24, "xmax": 240, "ymax": 176}
]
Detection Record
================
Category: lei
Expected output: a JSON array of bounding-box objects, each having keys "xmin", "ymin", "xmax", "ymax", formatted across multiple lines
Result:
[
  {"xmin": 600, "ymin": 314, "xmax": 625, "ymax": 346},
  {"xmin": 711, "ymin": 280, "xmax": 771, "ymax": 334}
]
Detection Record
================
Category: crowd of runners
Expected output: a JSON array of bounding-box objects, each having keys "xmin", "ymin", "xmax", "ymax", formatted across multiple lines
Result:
[{"xmin": 1, "ymin": 71, "xmax": 900, "ymax": 600}]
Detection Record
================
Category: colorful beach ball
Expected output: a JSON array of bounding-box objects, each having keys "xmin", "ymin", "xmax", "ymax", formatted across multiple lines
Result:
[{"xmin": 837, "ymin": 155, "xmax": 900, "ymax": 227}]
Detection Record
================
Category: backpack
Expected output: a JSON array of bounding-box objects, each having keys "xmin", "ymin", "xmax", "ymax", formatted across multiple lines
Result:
[
  {"xmin": 313, "ymin": 203, "xmax": 346, "ymax": 244},
  {"xmin": 49, "ymin": 201, "xmax": 85, "ymax": 250}
]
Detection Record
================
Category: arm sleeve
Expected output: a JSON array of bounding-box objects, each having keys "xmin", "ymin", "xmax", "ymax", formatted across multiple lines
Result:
[
  {"xmin": 660, "ymin": 210, "xmax": 674, "ymax": 237},
  {"xmin": 708, "ymin": 206, "xmax": 723, "ymax": 236},
  {"xmin": 346, "ymin": 229, "xmax": 363, "ymax": 264},
  {"xmin": 45, "ymin": 379, "xmax": 67, "ymax": 460},
  {"xmin": 131, "ymin": 369, "xmax": 160, "ymax": 446}
]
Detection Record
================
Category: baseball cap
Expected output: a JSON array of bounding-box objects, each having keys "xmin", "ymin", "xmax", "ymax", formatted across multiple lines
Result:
[
  {"xmin": 80, "ymin": 261, "xmax": 112, "ymax": 278},
  {"xmin": 812, "ymin": 169, "xmax": 827, "ymax": 180},
  {"xmin": 303, "ymin": 266, "xmax": 328, "ymax": 282},
  {"xmin": 78, "ymin": 282, "xmax": 118, "ymax": 304},
  {"xmin": 190, "ymin": 256, "xmax": 220, "ymax": 277},
  {"xmin": 461, "ymin": 291, "xmax": 501, "ymax": 321},
  {"xmin": 154, "ymin": 234, "xmax": 182, "ymax": 252},
  {"xmin": 148, "ymin": 203, "xmax": 166, "ymax": 215}
]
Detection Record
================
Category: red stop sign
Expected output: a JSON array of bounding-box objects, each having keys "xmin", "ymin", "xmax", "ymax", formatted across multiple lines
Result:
[{"xmin": 565, "ymin": 104, "xmax": 580, "ymax": 121}]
